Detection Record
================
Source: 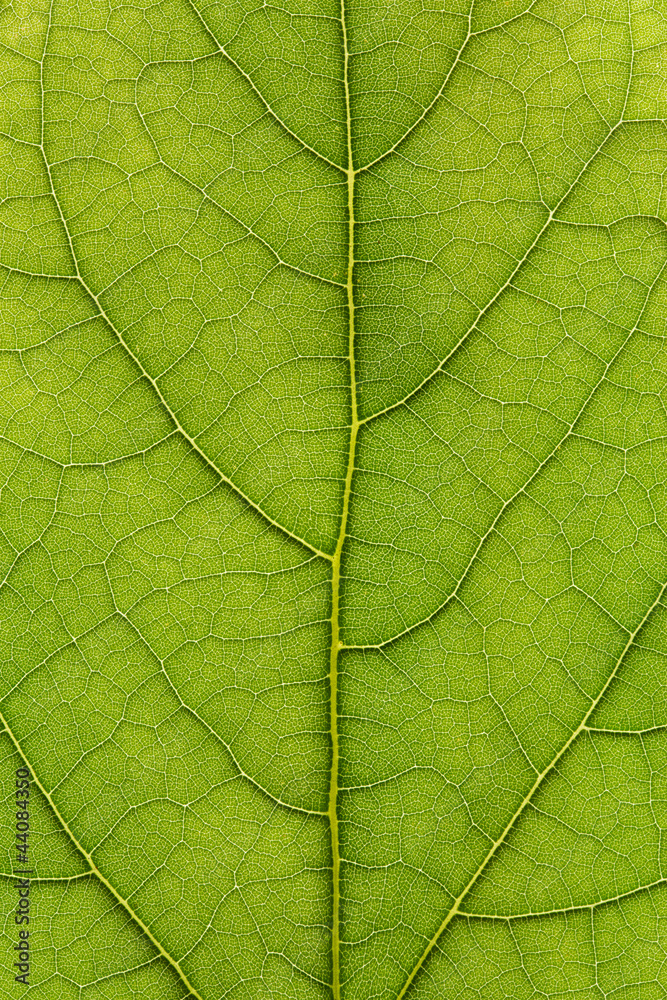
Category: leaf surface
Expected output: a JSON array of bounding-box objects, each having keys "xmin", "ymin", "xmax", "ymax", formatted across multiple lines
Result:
[{"xmin": 2, "ymin": 1, "xmax": 667, "ymax": 998}]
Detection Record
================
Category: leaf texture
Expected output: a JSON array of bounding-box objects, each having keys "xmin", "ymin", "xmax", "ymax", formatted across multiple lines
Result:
[{"xmin": 2, "ymin": 0, "xmax": 667, "ymax": 998}]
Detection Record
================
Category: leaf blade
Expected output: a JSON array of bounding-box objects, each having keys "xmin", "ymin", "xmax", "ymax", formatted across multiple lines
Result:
[{"xmin": 2, "ymin": 1, "xmax": 667, "ymax": 998}]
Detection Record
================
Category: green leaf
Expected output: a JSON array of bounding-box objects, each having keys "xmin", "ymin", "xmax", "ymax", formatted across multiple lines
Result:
[{"xmin": 1, "ymin": 1, "xmax": 667, "ymax": 998}]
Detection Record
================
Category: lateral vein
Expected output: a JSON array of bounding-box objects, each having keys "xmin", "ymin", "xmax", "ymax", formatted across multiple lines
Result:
[
  {"xmin": 0, "ymin": 711, "xmax": 206, "ymax": 1000},
  {"xmin": 394, "ymin": 574, "xmax": 667, "ymax": 1000},
  {"xmin": 359, "ymin": 121, "xmax": 626, "ymax": 429},
  {"xmin": 35, "ymin": 169, "xmax": 332, "ymax": 561},
  {"xmin": 345, "ymin": 254, "xmax": 667, "ymax": 652},
  {"xmin": 180, "ymin": 0, "xmax": 346, "ymax": 174}
]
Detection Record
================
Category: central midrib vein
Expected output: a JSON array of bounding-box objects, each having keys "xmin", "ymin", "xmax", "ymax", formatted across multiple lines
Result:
[{"xmin": 329, "ymin": 3, "xmax": 357, "ymax": 997}]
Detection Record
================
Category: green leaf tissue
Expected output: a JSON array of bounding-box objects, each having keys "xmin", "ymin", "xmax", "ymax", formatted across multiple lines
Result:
[{"xmin": 1, "ymin": 0, "xmax": 667, "ymax": 997}]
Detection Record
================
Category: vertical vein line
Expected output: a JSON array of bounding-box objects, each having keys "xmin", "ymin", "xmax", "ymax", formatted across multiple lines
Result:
[{"xmin": 329, "ymin": 3, "xmax": 357, "ymax": 996}]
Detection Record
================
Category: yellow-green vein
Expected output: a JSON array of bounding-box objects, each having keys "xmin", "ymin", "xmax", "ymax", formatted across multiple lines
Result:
[
  {"xmin": 328, "ymin": 2, "xmax": 358, "ymax": 995},
  {"xmin": 0, "ymin": 710, "xmax": 205, "ymax": 1000},
  {"xmin": 394, "ymin": 574, "xmax": 667, "ymax": 1000}
]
